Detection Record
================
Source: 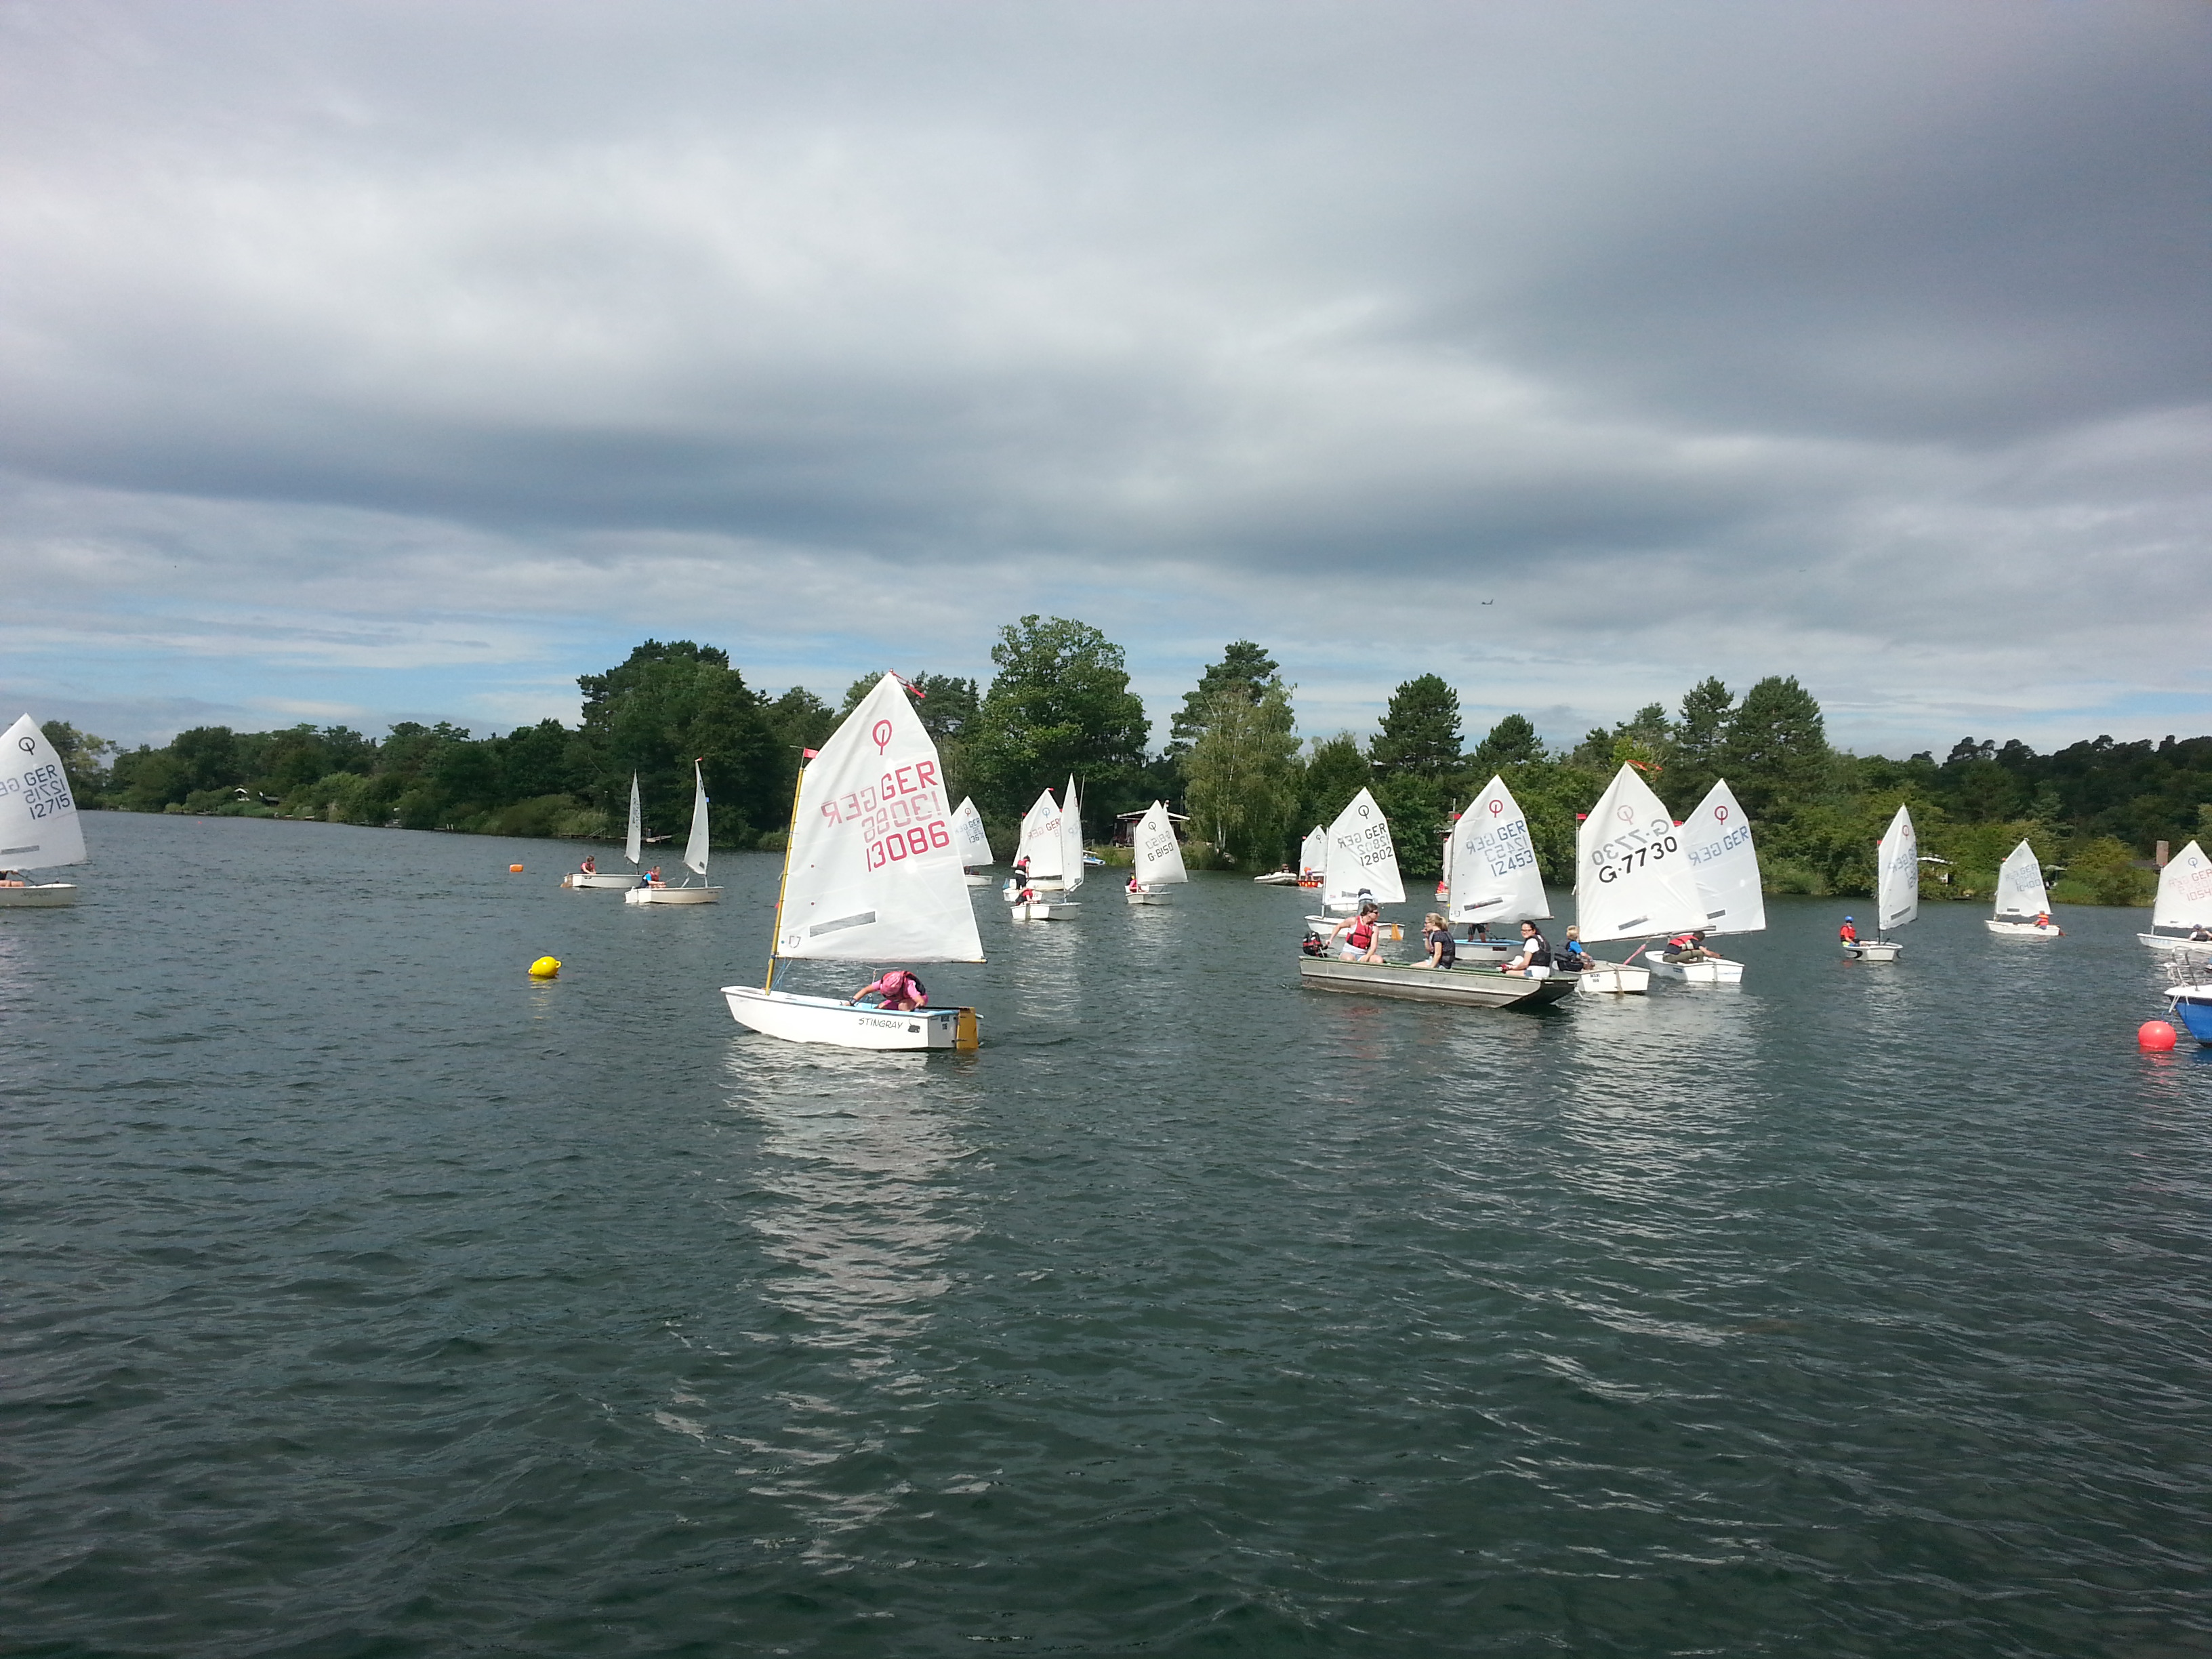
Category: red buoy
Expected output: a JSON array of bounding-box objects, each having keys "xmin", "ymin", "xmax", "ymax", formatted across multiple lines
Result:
[{"xmin": 2138, "ymin": 1020, "xmax": 2177, "ymax": 1052}]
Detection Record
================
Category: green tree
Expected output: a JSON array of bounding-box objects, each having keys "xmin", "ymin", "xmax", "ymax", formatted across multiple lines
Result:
[
  {"xmin": 1667, "ymin": 678, "xmax": 1733, "ymax": 809},
  {"xmin": 1182, "ymin": 680, "xmax": 1301, "ymax": 866},
  {"xmin": 1467, "ymin": 713, "xmax": 1545, "ymax": 775},
  {"xmin": 1300, "ymin": 733, "xmax": 1370, "ymax": 831},
  {"xmin": 1722, "ymin": 676, "xmax": 1831, "ymax": 819},
  {"xmin": 1168, "ymin": 641, "xmax": 1280, "ymax": 757},
  {"xmin": 1370, "ymin": 675, "xmax": 1463, "ymax": 777},
  {"xmin": 40, "ymin": 721, "xmax": 116, "ymax": 801},
  {"xmin": 579, "ymin": 640, "xmax": 787, "ymax": 844},
  {"xmin": 964, "ymin": 616, "xmax": 1150, "ymax": 831}
]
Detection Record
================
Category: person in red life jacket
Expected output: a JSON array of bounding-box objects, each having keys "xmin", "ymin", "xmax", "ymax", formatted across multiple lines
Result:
[
  {"xmin": 848, "ymin": 968, "xmax": 929, "ymax": 1012},
  {"xmin": 1502, "ymin": 920, "xmax": 1554, "ymax": 977},
  {"xmin": 579, "ymin": 854, "xmax": 598, "ymax": 874},
  {"xmin": 1838, "ymin": 916, "xmax": 1857, "ymax": 945},
  {"xmin": 645, "ymin": 865, "xmax": 664, "ymax": 888},
  {"xmin": 1327, "ymin": 901, "xmax": 1386, "ymax": 964},
  {"xmin": 2034, "ymin": 910, "xmax": 2064, "ymax": 935},
  {"xmin": 1662, "ymin": 928, "xmax": 1721, "ymax": 964}
]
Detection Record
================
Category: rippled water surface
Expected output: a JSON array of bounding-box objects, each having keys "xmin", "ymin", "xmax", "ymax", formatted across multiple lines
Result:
[{"xmin": 5, "ymin": 813, "xmax": 2209, "ymax": 1656}]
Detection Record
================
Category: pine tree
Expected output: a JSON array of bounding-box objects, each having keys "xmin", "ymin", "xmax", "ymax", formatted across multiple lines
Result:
[{"xmin": 1168, "ymin": 642, "xmax": 1281, "ymax": 756}]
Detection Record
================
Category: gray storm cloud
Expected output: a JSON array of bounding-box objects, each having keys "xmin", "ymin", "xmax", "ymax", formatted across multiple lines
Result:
[{"xmin": 1, "ymin": 0, "xmax": 2207, "ymax": 749}]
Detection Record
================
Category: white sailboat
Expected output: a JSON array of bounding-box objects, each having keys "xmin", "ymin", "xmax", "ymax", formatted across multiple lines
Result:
[
  {"xmin": 952, "ymin": 796, "xmax": 995, "ymax": 886},
  {"xmin": 2140, "ymin": 840, "xmax": 2212, "ymax": 958},
  {"xmin": 1846, "ymin": 804, "xmax": 1919, "ymax": 960},
  {"xmin": 0, "ymin": 714, "xmax": 86, "ymax": 908},
  {"xmin": 1445, "ymin": 775, "xmax": 1550, "ymax": 961},
  {"xmin": 1986, "ymin": 840, "xmax": 2060, "ymax": 938},
  {"xmin": 1574, "ymin": 764, "xmax": 1708, "ymax": 994},
  {"xmin": 1647, "ymin": 779, "xmax": 1764, "ymax": 983},
  {"xmin": 1298, "ymin": 824, "xmax": 1326, "ymax": 885},
  {"xmin": 1304, "ymin": 789, "xmax": 1406, "ymax": 941},
  {"xmin": 626, "ymin": 762, "xmax": 721, "ymax": 905},
  {"xmin": 565, "ymin": 773, "xmax": 646, "ymax": 888},
  {"xmin": 1012, "ymin": 775, "xmax": 1085, "ymax": 920},
  {"xmin": 1005, "ymin": 787, "xmax": 1065, "ymax": 898},
  {"xmin": 722, "ymin": 673, "xmax": 983, "ymax": 1050},
  {"xmin": 1126, "ymin": 800, "xmax": 1187, "ymax": 903}
]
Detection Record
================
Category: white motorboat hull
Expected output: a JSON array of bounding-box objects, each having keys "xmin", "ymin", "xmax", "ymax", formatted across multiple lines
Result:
[
  {"xmin": 1844, "ymin": 941, "xmax": 1902, "ymax": 961},
  {"xmin": 563, "ymin": 871, "xmax": 640, "ymax": 889},
  {"xmin": 1010, "ymin": 900, "xmax": 1081, "ymax": 920},
  {"xmin": 1252, "ymin": 872, "xmax": 1299, "ymax": 885},
  {"xmin": 1986, "ymin": 920, "xmax": 2060, "ymax": 938},
  {"xmin": 2139, "ymin": 933, "xmax": 2212, "ymax": 957},
  {"xmin": 625, "ymin": 884, "xmax": 721, "ymax": 905},
  {"xmin": 722, "ymin": 985, "xmax": 978, "ymax": 1050},
  {"xmin": 1298, "ymin": 956, "xmax": 1579, "ymax": 1009},
  {"xmin": 1574, "ymin": 963, "xmax": 1650, "ymax": 995},
  {"xmin": 0, "ymin": 883, "xmax": 76, "ymax": 908},
  {"xmin": 1645, "ymin": 956, "xmax": 1744, "ymax": 985}
]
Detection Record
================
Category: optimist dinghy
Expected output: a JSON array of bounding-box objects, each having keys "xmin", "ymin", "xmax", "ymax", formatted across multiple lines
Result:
[
  {"xmin": 626, "ymin": 763, "xmax": 720, "ymax": 904},
  {"xmin": 1986, "ymin": 840, "xmax": 2061, "ymax": 937},
  {"xmin": 2141, "ymin": 841, "xmax": 2212, "ymax": 959},
  {"xmin": 1645, "ymin": 780, "xmax": 1763, "ymax": 984},
  {"xmin": 0, "ymin": 713, "xmax": 86, "ymax": 908},
  {"xmin": 1304, "ymin": 790, "xmax": 1406, "ymax": 941},
  {"xmin": 1126, "ymin": 800, "xmax": 1187, "ymax": 903},
  {"xmin": 951, "ymin": 796, "xmax": 995, "ymax": 887},
  {"xmin": 721, "ymin": 674, "xmax": 983, "ymax": 1050},
  {"xmin": 565, "ymin": 774, "xmax": 646, "ymax": 888},
  {"xmin": 1572, "ymin": 764, "xmax": 1710, "ymax": 994},
  {"xmin": 1011, "ymin": 775, "xmax": 1086, "ymax": 920},
  {"xmin": 1444, "ymin": 775, "xmax": 1551, "ymax": 964},
  {"xmin": 1844, "ymin": 806, "xmax": 1919, "ymax": 960}
]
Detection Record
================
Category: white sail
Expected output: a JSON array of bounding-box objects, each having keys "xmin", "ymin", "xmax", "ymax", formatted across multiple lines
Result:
[
  {"xmin": 1875, "ymin": 804, "xmax": 1919, "ymax": 934},
  {"xmin": 682, "ymin": 762, "xmax": 712, "ymax": 877},
  {"xmin": 1016, "ymin": 788, "xmax": 1063, "ymax": 880},
  {"xmin": 951, "ymin": 797, "xmax": 993, "ymax": 867},
  {"xmin": 1574, "ymin": 764, "xmax": 1706, "ymax": 944},
  {"xmin": 1298, "ymin": 825, "xmax": 1326, "ymax": 880},
  {"xmin": 1322, "ymin": 788, "xmax": 1405, "ymax": 908},
  {"xmin": 1132, "ymin": 801, "xmax": 1187, "ymax": 887},
  {"xmin": 2152, "ymin": 840, "xmax": 2212, "ymax": 931},
  {"xmin": 775, "ymin": 673, "xmax": 983, "ymax": 963},
  {"xmin": 625, "ymin": 773, "xmax": 643, "ymax": 867},
  {"xmin": 1679, "ymin": 779, "xmax": 1766, "ymax": 936},
  {"xmin": 1447, "ymin": 775, "xmax": 1550, "ymax": 928},
  {"xmin": 1059, "ymin": 775, "xmax": 1086, "ymax": 894},
  {"xmin": 0, "ymin": 713, "xmax": 86, "ymax": 870},
  {"xmin": 1992, "ymin": 840, "xmax": 2049, "ymax": 921}
]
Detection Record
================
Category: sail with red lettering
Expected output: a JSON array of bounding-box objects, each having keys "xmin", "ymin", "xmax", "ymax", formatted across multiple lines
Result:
[
  {"xmin": 1016, "ymin": 788, "xmax": 1063, "ymax": 881},
  {"xmin": 1679, "ymin": 780, "xmax": 1765, "ymax": 936},
  {"xmin": 773, "ymin": 674, "xmax": 983, "ymax": 963}
]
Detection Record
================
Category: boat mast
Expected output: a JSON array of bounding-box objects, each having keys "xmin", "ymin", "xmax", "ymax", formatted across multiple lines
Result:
[{"xmin": 763, "ymin": 752, "xmax": 809, "ymax": 992}]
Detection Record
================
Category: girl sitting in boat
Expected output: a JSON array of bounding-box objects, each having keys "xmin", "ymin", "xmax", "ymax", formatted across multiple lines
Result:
[
  {"xmin": 1418, "ymin": 912, "xmax": 1456, "ymax": 970},
  {"xmin": 579, "ymin": 855, "xmax": 598, "ymax": 874},
  {"xmin": 1502, "ymin": 921, "xmax": 1553, "ymax": 977},
  {"xmin": 848, "ymin": 968, "xmax": 928, "ymax": 1012},
  {"xmin": 1328, "ymin": 902, "xmax": 1386, "ymax": 964}
]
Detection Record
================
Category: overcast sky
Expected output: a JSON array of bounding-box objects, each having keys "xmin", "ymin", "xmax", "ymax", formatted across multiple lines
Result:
[{"xmin": 3, "ymin": 0, "xmax": 2207, "ymax": 757}]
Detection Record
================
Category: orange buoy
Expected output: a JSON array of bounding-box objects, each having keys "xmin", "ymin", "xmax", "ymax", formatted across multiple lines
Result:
[
  {"xmin": 509, "ymin": 863, "xmax": 525, "ymax": 873},
  {"xmin": 2138, "ymin": 1020, "xmax": 2177, "ymax": 1052}
]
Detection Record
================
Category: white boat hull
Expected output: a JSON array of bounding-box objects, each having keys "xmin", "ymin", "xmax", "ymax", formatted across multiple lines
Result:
[
  {"xmin": 1574, "ymin": 963, "xmax": 1650, "ymax": 995},
  {"xmin": 1252, "ymin": 872, "xmax": 1299, "ymax": 885},
  {"xmin": 563, "ymin": 871, "xmax": 640, "ymax": 889},
  {"xmin": 1645, "ymin": 956, "xmax": 1744, "ymax": 985},
  {"xmin": 1124, "ymin": 886, "xmax": 1174, "ymax": 904},
  {"xmin": 722, "ymin": 985, "xmax": 978, "ymax": 1050},
  {"xmin": 1844, "ymin": 941, "xmax": 1902, "ymax": 961},
  {"xmin": 2139, "ymin": 933, "xmax": 2212, "ymax": 957},
  {"xmin": 0, "ymin": 882, "xmax": 76, "ymax": 908},
  {"xmin": 625, "ymin": 884, "xmax": 721, "ymax": 905},
  {"xmin": 1298, "ymin": 956, "xmax": 1579, "ymax": 1009},
  {"xmin": 964, "ymin": 872, "xmax": 994, "ymax": 887},
  {"xmin": 1986, "ymin": 920, "xmax": 2060, "ymax": 938},
  {"xmin": 1010, "ymin": 900, "xmax": 1081, "ymax": 920}
]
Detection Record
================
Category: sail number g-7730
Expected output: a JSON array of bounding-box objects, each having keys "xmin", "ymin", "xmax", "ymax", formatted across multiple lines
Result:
[{"xmin": 1591, "ymin": 817, "xmax": 1679, "ymax": 884}]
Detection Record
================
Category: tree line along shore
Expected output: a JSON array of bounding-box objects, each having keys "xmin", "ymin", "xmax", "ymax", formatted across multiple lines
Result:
[{"xmin": 41, "ymin": 620, "xmax": 2212, "ymax": 905}]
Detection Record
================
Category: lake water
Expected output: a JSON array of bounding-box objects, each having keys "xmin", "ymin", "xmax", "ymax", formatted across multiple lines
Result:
[{"xmin": 5, "ymin": 811, "xmax": 2209, "ymax": 1656}]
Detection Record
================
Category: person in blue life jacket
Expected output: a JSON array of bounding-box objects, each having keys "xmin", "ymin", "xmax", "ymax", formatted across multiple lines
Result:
[{"xmin": 1559, "ymin": 924, "xmax": 1593, "ymax": 972}]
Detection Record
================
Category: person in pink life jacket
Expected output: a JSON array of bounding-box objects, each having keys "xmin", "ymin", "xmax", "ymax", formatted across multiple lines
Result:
[{"xmin": 848, "ymin": 968, "xmax": 929, "ymax": 1012}]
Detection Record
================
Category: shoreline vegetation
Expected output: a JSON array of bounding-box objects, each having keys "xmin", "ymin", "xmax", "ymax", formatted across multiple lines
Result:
[{"xmin": 43, "ymin": 627, "xmax": 2212, "ymax": 905}]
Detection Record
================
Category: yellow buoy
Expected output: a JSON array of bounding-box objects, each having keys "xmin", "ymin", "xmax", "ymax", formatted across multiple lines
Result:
[
  {"xmin": 529, "ymin": 956, "xmax": 561, "ymax": 979},
  {"xmin": 510, "ymin": 863, "xmax": 525, "ymax": 873}
]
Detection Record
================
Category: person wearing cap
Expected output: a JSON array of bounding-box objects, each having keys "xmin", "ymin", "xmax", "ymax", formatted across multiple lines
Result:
[{"xmin": 1838, "ymin": 915, "xmax": 1858, "ymax": 945}]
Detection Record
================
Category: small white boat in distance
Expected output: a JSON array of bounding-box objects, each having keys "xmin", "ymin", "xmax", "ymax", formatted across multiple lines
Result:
[
  {"xmin": 1006, "ymin": 787, "xmax": 1067, "ymax": 893},
  {"xmin": 0, "ymin": 713, "xmax": 86, "ymax": 907},
  {"xmin": 626, "ymin": 762, "xmax": 721, "ymax": 905},
  {"xmin": 1986, "ymin": 840, "xmax": 2061, "ymax": 937},
  {"xmin": 1013, "ymin": 775, "xmax": 1086, "ymax": 920},
  {"xmin": 721, "ymin": 673, "xmax": 983, "ymax": 1050},
  {"xmin": 1126, "ymin": 801, "xmax": 1187, "ymax": 903},
  {"xmin": 567, "ymin": 774, "xmax": 647, "ymax": 888},
  {"xmin": 1646, "ymin": 779, "xmax": 1763, "ymax": 984},
  {"xmin": 2140, "ymin": 840, "xmax": 2212, "ymax": 958},
  {"xmin": 953, "ymin": 796, "xmax": 995, "ymax": 886},
  {"xmin": 1572, "ymin": 764, "xmax": 1706, "ymax": 993},
  {"xmin": 1305, "ymin": 789, "xmax": 1404, "ymax": 937},
  {"xmin": 1845, "ymin": 805, "xmax": 1917, "ymax": 960}
]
